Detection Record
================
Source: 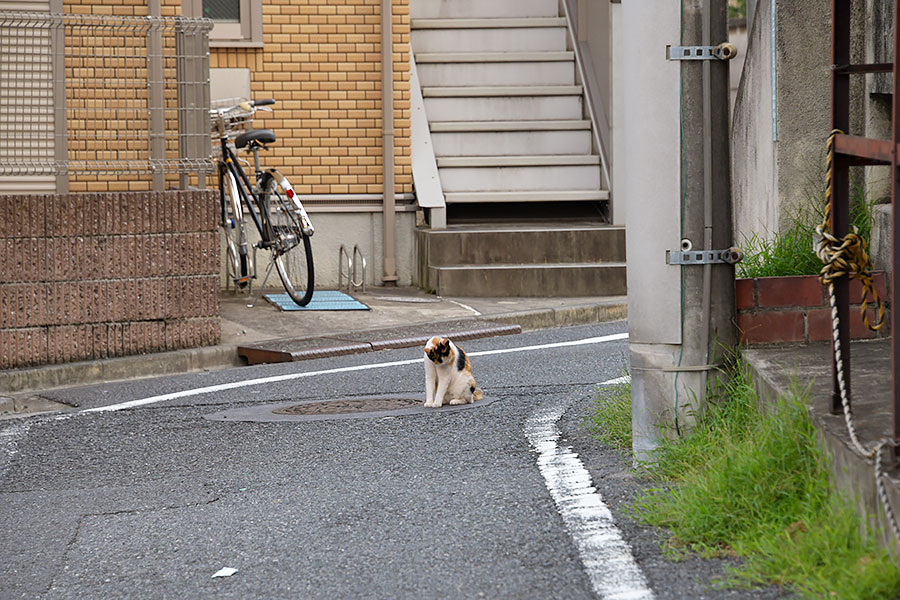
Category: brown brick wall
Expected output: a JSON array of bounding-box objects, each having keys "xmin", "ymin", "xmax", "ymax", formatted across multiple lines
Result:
[
  {"xmin": 736, "ymin": 274, "xmax": 891, "ymax": 345},
  {"xmin": 62, "ymin": 0, "xmax": 412, "ymax": 199},
  {"xmin": 0, "ymin": 190, "xmax": 220, "ymax": 369}
]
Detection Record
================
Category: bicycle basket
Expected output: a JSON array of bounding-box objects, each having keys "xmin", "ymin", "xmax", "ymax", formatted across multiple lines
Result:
[{"xmin": 210, "ymin": 97, "xmax": 254, "ymax": 156}]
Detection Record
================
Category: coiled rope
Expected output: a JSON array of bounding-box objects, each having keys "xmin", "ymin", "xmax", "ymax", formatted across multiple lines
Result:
[{"xmin": 817, "ymin": 129, "xmax": 899, "ymax": 544}]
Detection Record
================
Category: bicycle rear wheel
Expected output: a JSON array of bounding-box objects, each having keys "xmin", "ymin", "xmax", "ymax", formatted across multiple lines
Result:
[
  {"xmin": 220, "ymin": 168, "xmax": 251, "ymax": 288},
  {"xmin": 267, "ymin": 189, "xmax": 314, "ymax": 306}
]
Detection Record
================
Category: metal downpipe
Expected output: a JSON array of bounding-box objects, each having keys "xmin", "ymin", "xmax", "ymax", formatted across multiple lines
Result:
[{"xmin": 381, "ymin": 0, "xmax": 398, "ymax": 284}]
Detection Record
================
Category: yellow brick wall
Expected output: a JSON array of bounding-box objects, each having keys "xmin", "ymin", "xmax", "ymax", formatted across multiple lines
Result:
[{"xmin": 62, "ymin": 0, "xmax": 411, "ymax": 199}]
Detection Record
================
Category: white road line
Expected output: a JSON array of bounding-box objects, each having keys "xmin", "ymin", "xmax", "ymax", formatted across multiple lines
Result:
[
  {"xmin": 525, "ymin": 398, "xmax": 654, "ymax": 600},
  {"xmin": 82, "ymin": 332, "xmax": 629, "ymax": 413},
  {"xmin": 600, "ymin": 375, "xmax": 631, "ymax": 386},
  {"xmin": 446, "ymin": 299, "xmax": 482, "ymax": 316}
]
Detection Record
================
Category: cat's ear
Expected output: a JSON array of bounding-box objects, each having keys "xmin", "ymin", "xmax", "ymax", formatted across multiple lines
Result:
[{"xmin": 439, "ymin": 338, "xmax": 450, "ymax": 351}]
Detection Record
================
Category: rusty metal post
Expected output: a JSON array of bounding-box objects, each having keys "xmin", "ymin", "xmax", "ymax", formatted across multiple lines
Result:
[
  {"xmin": 892, "ymin": 0, "xmax": 900, "ymax": 449},
  {"xmin": 830, "ymin": 0, "xmax": 852, "ymax": 414}
]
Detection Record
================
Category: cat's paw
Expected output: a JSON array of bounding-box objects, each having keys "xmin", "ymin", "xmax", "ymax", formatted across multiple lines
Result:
[{"xmin": 448, "ymin": 397, "xmax": 469, "ymax": 405}]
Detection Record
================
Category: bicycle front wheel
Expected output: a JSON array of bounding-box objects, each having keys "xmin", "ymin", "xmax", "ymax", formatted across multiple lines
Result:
[{"xmin": 269, "ymin": 191, "xmax": 314, "ymax": 306}]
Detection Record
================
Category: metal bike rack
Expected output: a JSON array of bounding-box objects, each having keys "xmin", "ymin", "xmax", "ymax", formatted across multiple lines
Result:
[{"xmin": 338, "ymin": 244, "xmax": 367, "ymax": 293}]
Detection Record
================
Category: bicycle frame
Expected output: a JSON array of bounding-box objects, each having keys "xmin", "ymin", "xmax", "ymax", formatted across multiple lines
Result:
[{"xmin": 217, "ymin": 136, "xmax": 267, "ymax": 243}]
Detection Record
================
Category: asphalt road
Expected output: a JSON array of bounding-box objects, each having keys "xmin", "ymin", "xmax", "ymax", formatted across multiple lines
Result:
[{"xmin": 1, "ymin": 322, "xmax": 788, "ymax": 599}]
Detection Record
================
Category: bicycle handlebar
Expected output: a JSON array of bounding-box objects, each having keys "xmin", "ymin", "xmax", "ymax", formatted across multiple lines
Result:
[{"xmin": 252, "ymin": 98, "xmax": 275, "ymax": 107}]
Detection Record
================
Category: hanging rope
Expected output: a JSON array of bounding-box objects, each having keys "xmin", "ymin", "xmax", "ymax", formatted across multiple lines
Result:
[
  {"xmin": 818, "ymin": 128, "xmax": 900, "ymax": 545},
  {"xmin": 816, "ymin": 130, "xmax": 886, "ymax": 332}
]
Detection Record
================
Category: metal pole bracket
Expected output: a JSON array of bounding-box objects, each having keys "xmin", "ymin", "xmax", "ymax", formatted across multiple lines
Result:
[
  {"xmin": 666, "ymin": 42, "xmax": 738, "ymax": 61},
  {"xmin": 667, "ymin": 247, "xmax": 744, "ymax": 265}
]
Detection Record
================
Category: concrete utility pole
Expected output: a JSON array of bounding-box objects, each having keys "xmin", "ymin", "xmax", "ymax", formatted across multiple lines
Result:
[{"xmin": 623, "ymin": 0, "xmax": 735, "ymax": 462}]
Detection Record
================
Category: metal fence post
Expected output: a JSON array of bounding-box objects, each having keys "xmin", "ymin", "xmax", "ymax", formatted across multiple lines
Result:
[{"xmin": 148, "ymin": 0, "xmax": 165, "ymax": 191}]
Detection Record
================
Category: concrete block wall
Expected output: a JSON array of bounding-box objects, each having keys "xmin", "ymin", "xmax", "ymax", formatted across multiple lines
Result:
[{"xmin": 0, "ymin": 190, "xmax": 220, "ymax": 370}]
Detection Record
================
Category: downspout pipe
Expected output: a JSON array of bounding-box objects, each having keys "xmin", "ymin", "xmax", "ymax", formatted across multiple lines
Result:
[{"xmin": 381, "ymin": 0, "xmax": 398, "ymax": 284}]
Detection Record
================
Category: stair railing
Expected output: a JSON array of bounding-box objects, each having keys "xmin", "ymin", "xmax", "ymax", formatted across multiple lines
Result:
[{"xmin": 561, "ymin": 0, "xmax": 612, "ymax": 196}]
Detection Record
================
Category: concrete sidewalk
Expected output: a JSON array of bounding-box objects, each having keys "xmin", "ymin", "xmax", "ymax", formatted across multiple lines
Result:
[{"xmin": 0, "ymin": 288, "xmax": 627, "ymax": 415}]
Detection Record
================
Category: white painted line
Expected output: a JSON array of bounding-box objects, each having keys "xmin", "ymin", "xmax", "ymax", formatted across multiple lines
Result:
[
  {"xmin": 525, "ymin": 399, "xmax": 654, "ymax": 600},
  {"xmin": 600, "ymin": 375, "xmax": 631, "ymax": 386},
  {"xmin": 446, "ymin": 299, "xmax": 482, "ymax": 316},
  {"xmin": 82, "ymin": 332, "xmax": 629, "ymax": 413}
]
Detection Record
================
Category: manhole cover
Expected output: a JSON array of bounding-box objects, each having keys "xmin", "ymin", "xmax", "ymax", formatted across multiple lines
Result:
[
  {"xmin": 273, "ymin": 397, "xmax": 421, "ymax": 415},
  {"xmin": 203, "ymin": 393, "xmax": 497, "ymax": 423},
  {"xmin": 203, "ymin": 392, "xmax": 496, "ymax": 423}
]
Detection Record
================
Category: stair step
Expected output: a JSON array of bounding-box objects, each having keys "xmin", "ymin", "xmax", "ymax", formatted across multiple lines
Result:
[
  {"xmin": 424, "ymin": 95, "xmax": 583, "ymax": 121},
  {"xmin": 422, "ymin": 85, "xmax": 583, "ymax": 97},
  {"xmin": 415, "ymin": 51, "xmax": 574, "ymax": 63},
  {"xmin": 412, "ymin": 26, "xmax": 566, "ymax": 53},
  {"xmin": 411, "ymin": 0, "xmax": 559, "ymax": 20},
  {"xmin": 419, "ymin": 225, "xmax": 625, "ymax": 266},
  {"xmin": 444, "ymin": 190, "xmax": 609, "ymax": 203},
  {"xmin": 411, "ymin": 17, "xmax": 567, "ymax": 29},
  {"xmin": 417, "ymin": 60, "xmax": 574, "ymax": 87},
  {"xmin": 440, "ymin": 164, "xmax": 601, "ymax": 193},
  {"xmin": 437, "ymin": 155, "xmax": 600, "ymax": 167},
  {"xmin": 429, "ymin": 263, "xmax": 627, "ymax": 297},
  {"xmin": 432, "ymin": 129, "xmax": 592, "ymax": 156},
  {"xmin": 430, "ymin": 120, "xmax": 590, "ymax": 132}
]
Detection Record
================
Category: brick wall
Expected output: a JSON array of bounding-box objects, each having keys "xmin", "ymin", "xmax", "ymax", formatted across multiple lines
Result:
[
  {"xmin": 62, "ymin": 0, "xmax": 413, "ymax": 200},
  {"xmin": 0, "ymin": 190, "xmax": 220, "ymax": 369},
  {"xmin": 736, "ymin": 274, "xmax": 891, "ymax": 344}
]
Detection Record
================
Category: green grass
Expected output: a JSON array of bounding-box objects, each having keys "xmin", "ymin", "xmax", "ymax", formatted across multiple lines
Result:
[
  {"xmin": 588, "ymin": 374, "xmax": 632, "ymax": 451},
  {"xmin": 587, "ymin": 361, "xmax": 900, "ymax": 598},
  {"xmin": 736, "ymin": 191, "xmax": 877, "ymax": 279},
  {"xmin": 628, "ymin": 362, "xmax": 900, "ymax": 599}
]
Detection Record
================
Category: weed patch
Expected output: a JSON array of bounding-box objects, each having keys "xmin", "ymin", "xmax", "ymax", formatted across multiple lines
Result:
[
  {"xmin": 586, "ymin": 358, "xmax": 900, "ymax": 597},
  {"xmin": 629, "ymin": 362, "xmax": 900, "ymax": 599}
]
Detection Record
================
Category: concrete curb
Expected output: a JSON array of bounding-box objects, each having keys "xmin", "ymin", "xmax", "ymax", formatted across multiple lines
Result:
[{"xmin": 0, "ymin": 301, "xmax": 627, "ymax": 399}]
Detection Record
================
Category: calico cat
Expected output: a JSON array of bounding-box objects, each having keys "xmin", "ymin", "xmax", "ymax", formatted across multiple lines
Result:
[{"xmin": 423, "ymin": 336, "xmax": 484, "ymax": 408}]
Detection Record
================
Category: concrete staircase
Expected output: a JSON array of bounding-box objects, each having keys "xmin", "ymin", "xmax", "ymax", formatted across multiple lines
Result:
[{"xmin": 411, "ymin": 0, "xmax": 622, "ymax": 297}]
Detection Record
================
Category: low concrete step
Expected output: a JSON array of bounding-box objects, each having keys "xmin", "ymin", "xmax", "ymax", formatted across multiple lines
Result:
[
  {"xmin": 417, "ymin": 60, "xmax": 574, "ymax": 87},
  {"xmin": 422, "ymin": 85, "xmax": 583, "ymax": 97},
  {"xmin": 439, "ymin": 164, "xmax": 601, "ymax": 192},
  {"xmin": 443, "ymin": 190, "xmax": 608, "ymax": 203},
  {"xmin": 419, "ymin": 224, "xmax": 625, "ymax": 266},
  {"xmin": 411, "ymin": 0, "xmax": 558, "ymax": 20},
  {"xmin": 415, "ymin": 51, "xmax": 574, "ymax": 63},
  {"xmin": 428, "ymin": 263, "xmax": 627, "ymax": 297},
  {"xmin": 237, "ymin": 319, "xmax": 522, "ymax": 365},
  {"xmin": 424, "ymin": 95, "xmax": 583, "ymax": 121}
]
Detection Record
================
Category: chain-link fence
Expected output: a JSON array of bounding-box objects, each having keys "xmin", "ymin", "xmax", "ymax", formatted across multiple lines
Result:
[{"xmin": 0, "ymin": 12, "xmax": 213, "ymax": 186}]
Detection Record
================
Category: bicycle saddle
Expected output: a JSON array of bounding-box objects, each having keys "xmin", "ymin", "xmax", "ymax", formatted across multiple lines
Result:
[{"xmin": 235, "ymin": 128, "xmax": 276, "ymax": 149}]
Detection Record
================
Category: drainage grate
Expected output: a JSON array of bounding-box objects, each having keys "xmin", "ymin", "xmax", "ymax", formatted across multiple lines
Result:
[{"xmin": 203, "ymin": 393, "xmax": 497, "ymax": 423}]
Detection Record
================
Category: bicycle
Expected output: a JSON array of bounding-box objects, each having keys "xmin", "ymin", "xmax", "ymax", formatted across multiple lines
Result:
[{"xmin": 211, "ymin": 98, "xmax": 315, "ymax": 306}]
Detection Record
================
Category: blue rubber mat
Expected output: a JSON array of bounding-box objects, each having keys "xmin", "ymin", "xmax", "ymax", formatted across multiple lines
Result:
[{"xmin": 264, "ymin": 290, "xmax": 370, "ymax": 311}]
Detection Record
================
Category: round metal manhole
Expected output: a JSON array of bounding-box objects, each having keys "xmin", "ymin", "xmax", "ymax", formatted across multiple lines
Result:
[
  {"xmin": 272, "ymin": 396, "xmax": 421, "ymax": 415},
  {"xmin": 203, "ymin": 393, "xmax": 497, "ymax": 423}
]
